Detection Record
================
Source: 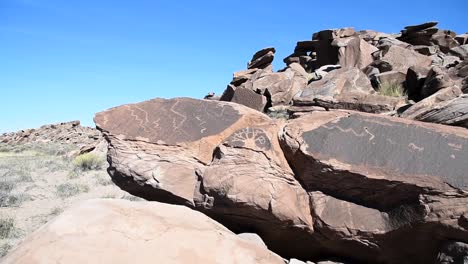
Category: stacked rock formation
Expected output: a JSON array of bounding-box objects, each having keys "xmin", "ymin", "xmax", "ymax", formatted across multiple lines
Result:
[
  {"xmin": 3, "ymin": 22, "xmax": 468, "ymax": 264},
  {"xmin": 87, "ymin": 96, "xmax": 468, "ymax": 263},
  {"xmin": 218, "ymin": 21, "xmax": 468, "ymax": 129}
]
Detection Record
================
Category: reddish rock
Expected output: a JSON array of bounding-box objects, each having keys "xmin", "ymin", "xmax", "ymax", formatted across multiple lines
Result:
[
  {"xmin": 248, "ymin": 47, "xmax": 276, "ymax": 69},
  {"xmin": 94, "ymin": 97, "xmax": 314, "ymax": 259},
  {"xmin": 280, "ymin": 110, "xmax": 468, "ymax": 211},
  {"xmin": 377, "ymin": 45, "xmax": 432, "ymax": 75}
]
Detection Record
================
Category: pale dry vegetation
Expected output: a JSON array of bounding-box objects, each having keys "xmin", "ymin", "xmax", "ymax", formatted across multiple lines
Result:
[
  {"xmin": 378, "ymin": 81, "xmax": 406, "ymax": 97},
  {"xmin": 0, "ymin": 142, "xmax": 141, "ymax": 257}
]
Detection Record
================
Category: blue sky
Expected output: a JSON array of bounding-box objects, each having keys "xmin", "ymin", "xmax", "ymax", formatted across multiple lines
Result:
[{"xmin": 0, "ymin": 0, "xmax": 466, "ymax": 133}]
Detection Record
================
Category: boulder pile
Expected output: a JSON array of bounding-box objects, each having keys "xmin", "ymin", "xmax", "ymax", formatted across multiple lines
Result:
[
  {"xmin": 3, "ymin": 22, "xmax": 468, "ymax": 264},
  {"xmin": 217, "ymin": 21, "xmax": 468, "ymax": 128}
]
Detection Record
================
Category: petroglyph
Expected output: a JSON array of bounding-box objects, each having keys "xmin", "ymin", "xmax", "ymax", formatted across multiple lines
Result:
[
  {"xmin": 303, "ymin": 114, "xmax": 468, "ymax": 189},
  {"xmin": 224, "ymin": 127, "xmax": 271, "ymax": 151},
  {"xmin": 96, "ymin": 98, "xmax": 241, "ymax": 144}
]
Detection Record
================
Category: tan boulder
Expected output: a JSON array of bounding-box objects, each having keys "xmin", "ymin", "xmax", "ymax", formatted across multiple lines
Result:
[{"xmin": 1, "ymin": 199, "xmax": 285, "ymax": 264}]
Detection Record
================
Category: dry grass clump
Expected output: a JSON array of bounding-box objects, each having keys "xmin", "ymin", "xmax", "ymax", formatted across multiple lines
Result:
[
  {"xmin": 72, "ymin": 153, "xmax": 104, "ymax": 171},
  {"xmin": 55, "ymin": 183, "xmax": 90, "ymax": 198},
  {"xmin": 378, "ymin": 81, "xmax": 406, "ymax": 97}
]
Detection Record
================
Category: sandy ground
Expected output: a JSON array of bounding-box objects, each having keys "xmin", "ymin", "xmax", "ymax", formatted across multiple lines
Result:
[{"xmin": 0, "ymin": 143, "xmax": 142, "ymax": 257}]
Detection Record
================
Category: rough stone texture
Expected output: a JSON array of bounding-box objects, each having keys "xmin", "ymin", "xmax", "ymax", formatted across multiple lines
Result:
[
  {"xmin": 373, "ymin": 71, "xmax": 406, "ymax": 87},
  {"xmin": 230, "ymin": 87, "xmax": 268, "ymax": 112},
  {"xmin": 421, "ymin": 66, "xmax": 456, "ymax": 98},
  {"xmin": 1, "ymin": 199, "xmax": 285, "ymax": 264},
  {"xmin": 456, "ymin": 34, "xmax": 468, "ymax": 45},
  {"xmin": 293, "ymin": 93, "xmax": 404, "ymax": 114},
  {"xmin": 94, "ymin": 97, "xmax": 314, "ymax": 259},
  {"xmin": 401, "ymin": 86, "xmax": 462, "ymax": 119},
  {"xmin": 313, "ymin": 28, "xmax": 356, "ymax": 40},
  {"xmin": 333, "ymin": 36, "xmax": 378, "ymax": 69},
  {"xmin": 280, "ymin": 111, "xmax": 468, "ymax": 209},
  {"xmin": 377, "ymin": 45, "xmax": 432, "ymax": 74},
  {"xmin": 402, "ymin": 21, "xmax": 438, "ymax": 34},
  {"xmin": 450, "ymin": 45, "xmax": 468, "ymax": 59},
  {"xmin": 248, "ymin": 47, "xmax": 276, "ymax": 69},
  {"xmin": 431, "ymin": 30, "xmax": 460, "ymax": 54},
  {"xmin": 404, "ymin": 94, "xmax": 468, "ymax": 128},
  {"xmin": 412, "ymin": 45, "xmax": 439, "ymax": 56},
  {"xmin": 405, "ymin": 66, "xmax": 430, "ymax": 101},
  {"xmin": 436, "ymin": 241, "xmax": 468, "ymax": 264},
  {"xmin": 280, "ymin": 110, "xmax": 468, "ymax": 263},
  {"xmin": 300, "ymin": 68, "xmax": 375, "ymax": 98},
  {"xmin": 245, "ymin": 64, "xmax": 307, "ymax": 107}
]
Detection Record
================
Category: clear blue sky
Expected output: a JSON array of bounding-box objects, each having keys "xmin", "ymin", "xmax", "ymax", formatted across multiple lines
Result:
[{"xmin": 1, "ymin": 0, "xmax": 466, "ymax": 133}]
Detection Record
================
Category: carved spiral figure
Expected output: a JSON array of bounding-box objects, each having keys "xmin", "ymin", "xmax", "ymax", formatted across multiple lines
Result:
[{"xmin": 224, "ymin": 127, "xmax": 271, "ymax": 151}]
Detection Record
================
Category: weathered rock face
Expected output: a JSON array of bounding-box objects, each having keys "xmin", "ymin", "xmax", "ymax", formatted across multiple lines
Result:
[
  {"xmin": 280, "ymin": 110, "xmax": 468, "ymax": 263},
  {"xmin": 375, "ymin": 45, "xmax": 432, "ymax": 75},
  {"xmin": 94, "ymin": 97, "xmax": 314, "ymax": 259},
  {"xmin": 1, "ymin": 199, "xmax": 285, "ymax": 264},
  {"xmin": 403, "ymin": 94, "xmax": 468, "ymax": 128},
  {"xmin": 248, "ymin": 47, "xmax": 276, "ymax": 69},
  {"xmin": 280, "ymin": 111, "xmax": 468, "ymax": 209},
  {"xmin": 300, "ymin": 68, "xmax": 374, "ymax": 98},
  {"xmin": 220, "ymin": 61, "xmax": 308, "ymax": 109},
  {"xmin": 293, "ymin": 93, "xmax": 405, "ymax": 114}
]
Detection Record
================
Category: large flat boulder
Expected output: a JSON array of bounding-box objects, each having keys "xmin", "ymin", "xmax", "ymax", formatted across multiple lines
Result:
[
  {"xmin": 1, "ymin": 199, "xmax": 285, "ymax": 264},
  {"xmin": 403, "ymin": 94, "xmax": 468, "ymax": 128},
  {"xmin": 94, "ymin": 97, "xmax": 314, "ymax": 259},
  {"xmin": 300, "ymin": 68, "xmax": 375, "ymax": 98},
  {"xmin": 280, "ymin": 110, "xmax": 468, "ymax": 211}
]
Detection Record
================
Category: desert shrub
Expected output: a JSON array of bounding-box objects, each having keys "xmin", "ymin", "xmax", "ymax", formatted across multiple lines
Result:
[
  {"xmin": 0, "ymin": 180, "xmax": 29, "ymax": 207},
  {"xmin": 0, "ymin": 193, "xmax": 30, "ymax": 207},
  {"xmin": 0, "ymin": 218, "xmax": 16, "ymax": 239},
  {"xmin": 96, "ymin": 174, "xmax": 113, "ymax": 186},
  {"xmin": 49, "ymin": 206, "xmax": 63, "ymax": 217},
  {"xmin": 0, "ymin": 243, "xmax": 12, "ymax": 257},
  {"xmin": 55, "ymin": 183, "xmax": 89, "ymax": 198},
  {"xmin": 72, "ymin": 153, "xmax": 104, "ymax": 171},
  {"xmin": 267, "ymin": 110, "xmax": 290, "ymax": 120},
  {"xmin": 378, "ymin": 81, "xmax": 406, "ymax": 97},
  {"xmin": 0, "ymin": 180, "xmax": 15, "ymax": 193},
  {"xmin": 121, "ymin": 194, "xmax": 144, "ymax": 201}
]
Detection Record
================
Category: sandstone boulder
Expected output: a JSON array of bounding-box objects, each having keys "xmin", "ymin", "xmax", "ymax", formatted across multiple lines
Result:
[
  {"xmin": 401, "ymin": 86, "xmax": 462, "ymax": 119},
  {"xmin": 405, "ymin": 66, "xmax": 430, "ymax": 101},
  {"xmin": 300, "ymin": 68, "xmax": 374, "ymax": 98},
  {"xmin": 293, "ymin": 93, "xmax": 405, "ymax": 114},
  {"xmin": 94, "ymin": 97, "xmax": 314, "ymax": 259},
  {"xmin": 280, "ymin": 110, "xmax": 468, "ymax": 210},
  {"xmin": 1, "ymin": 199, "xmax": 285, "ymax": 264},
  {"xmin": 230, "ymin": 87, "xmax": 268, "ymax": 112},
  {"xmin": 248, "ymin": 47, "xmax": 276, "ymax": 69},
  {"xmin": 403, "ymin": 94, "xmax": 468, "ymax": 128},
  {"xmin": 421, "ymin": 66, "xmax": 456, "ymax": 98},
  {"xmin": 376, "ymin": 45, "xmax": 432, "ymax": 75}
]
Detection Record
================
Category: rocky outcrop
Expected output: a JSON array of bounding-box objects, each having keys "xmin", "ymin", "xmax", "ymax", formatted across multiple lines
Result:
[
  {"xmin": 218, "ymin": 22, "xmax": 466, "ymax": 127},
  {"xmin": 0, "ymin": 121, "xmax": 103, "ymax": 154},
  {"xmin": 94, "ymin": 97, "xmax": 315, "ymax": 259},
  {"xmin": 1, "ymin": 199, "xmax": 285, "ymax": 264},
  {"xmin": 280, "ymin": 110, "xmax": 468, "ymax": 263},
  {"xmin": 403, "ymin": 94, "xmax": 468, "ymax": 128},
  {"xmin": 92, "ymin": 97, "xmax": 468, "ymax": 263}
]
